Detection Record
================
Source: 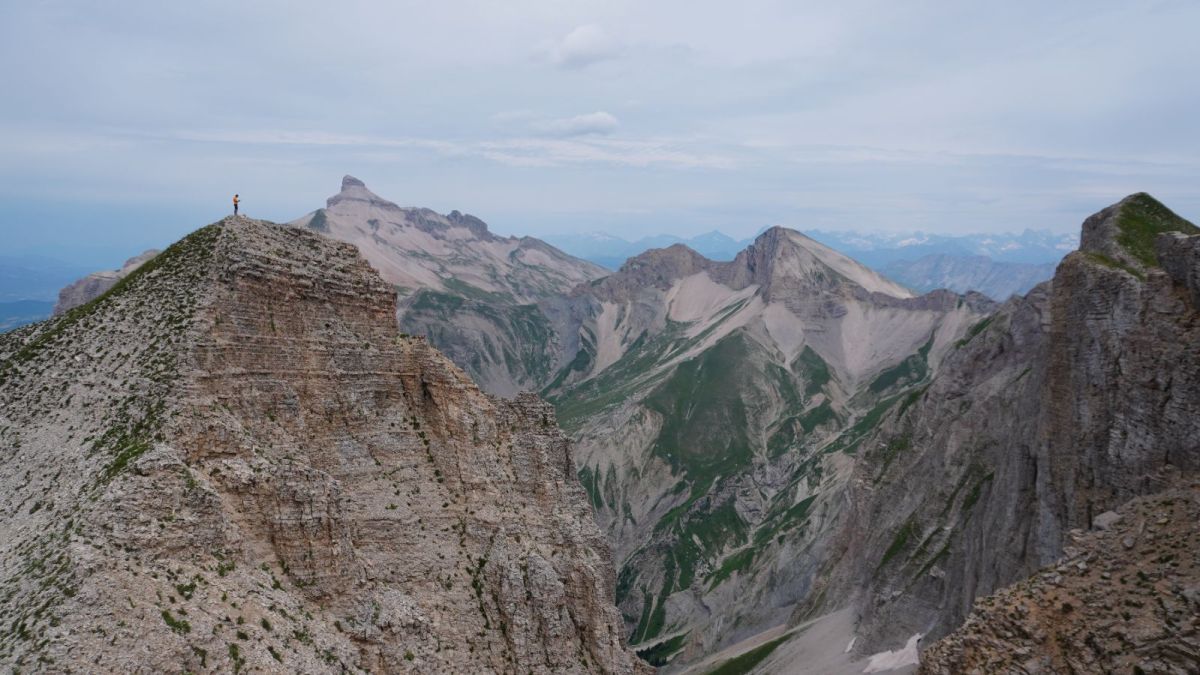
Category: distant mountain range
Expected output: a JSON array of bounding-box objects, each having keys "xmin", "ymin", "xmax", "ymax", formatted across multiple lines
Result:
[
  {"xmin": 881, "ymin": 255, "xmax": 1057, "ymax": 301},
  {"xmin": 545, "ymin": 227, "xmax": 1077, "ymax": 300}
]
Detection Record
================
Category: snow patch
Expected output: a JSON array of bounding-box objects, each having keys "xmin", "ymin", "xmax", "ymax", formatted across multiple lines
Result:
[{"xmin": 862, "ymin": 634, "xmax": 922, "ymax": 673}]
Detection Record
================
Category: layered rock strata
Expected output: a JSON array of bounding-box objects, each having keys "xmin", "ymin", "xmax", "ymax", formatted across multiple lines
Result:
[{"xmin": 0, "ymin": 217, "xmax": 646, "ymax": 674}]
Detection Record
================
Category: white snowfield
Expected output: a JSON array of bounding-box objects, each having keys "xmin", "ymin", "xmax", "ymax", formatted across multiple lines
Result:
[{"xmin": 863, "ymin": 634, "xmax": 923, "ymax": 673}]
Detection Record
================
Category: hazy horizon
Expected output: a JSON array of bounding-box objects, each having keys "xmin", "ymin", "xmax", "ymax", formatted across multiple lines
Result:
[{"xmin": 3, "ymin": 1, "xmax": 1199, "ymax": 267}]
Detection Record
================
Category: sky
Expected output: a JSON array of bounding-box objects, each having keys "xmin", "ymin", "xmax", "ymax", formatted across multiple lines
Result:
[{"xmin": 1, "ymin": 0, "xmax": 1198, "ymax": 267}]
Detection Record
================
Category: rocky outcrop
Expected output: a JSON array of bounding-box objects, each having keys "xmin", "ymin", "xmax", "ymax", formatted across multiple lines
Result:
[
  {"xmin": 0, "ymin": 217, "xmax": 647, "ymax": 673},
  {"xmin": 789, "ymin": 193, "xmax": 1200, "ymax": 665},
  {"xmin": 920, "ymin": 481, "xmax": 1200, "ymax": 674},
  {"xmin": 52, "ymin": 248, "xmax": 158, "ymax": 315},
  {"xmin": 289, "ymin": 176, "xmax": 607, "ymax": 396}
]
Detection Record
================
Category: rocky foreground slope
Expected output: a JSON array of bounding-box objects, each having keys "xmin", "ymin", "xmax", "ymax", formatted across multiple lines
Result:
[
  {"xmin": 0, "ymin": 217, "xmax": 646, "ymax": 673},
  {"xmin": 919, "ymin": 481, "xmax": 1200, "ymax": 674}
]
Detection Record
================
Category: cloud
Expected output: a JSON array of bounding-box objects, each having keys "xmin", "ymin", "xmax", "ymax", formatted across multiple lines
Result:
[
  {"xmin": 478, "ymin": 137, "xmax": 735, "ymax": 169},
  {"xmin": 535, "ymin": 111, "xmax": 620, "ymax": 137},
  {"xmin": 548, "ymin": 24, "xmax": 619, "ymax": 68}
]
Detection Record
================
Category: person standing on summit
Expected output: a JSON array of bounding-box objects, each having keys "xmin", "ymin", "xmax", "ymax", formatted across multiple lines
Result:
[{"xmin": 233, "ymin": 193, "xmax": 240, "ymax": 216}]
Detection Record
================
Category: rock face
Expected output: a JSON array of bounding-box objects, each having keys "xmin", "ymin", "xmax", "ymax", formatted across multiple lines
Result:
[
  {"xmin": 781, "ymin": 193, "xmax": 1200, "ymax": 665},
  {"xmin": 919, "ymin": 483, "xmax": 1200, "ymax": 674},
  {"xmin": 52, "ymin": 249, "xmax": 158, "ymax": 315},
  {"xmin": 881, "ymin": 253, "xmax": 1057, "ymax": 301},
  {"xmin": 0, "ymin": 217, "xmax": 647, "ymax": 673},
  {"xmin": 290, "ymin": 176, "xmax": 608, "ymax": 396},
  {"xmin": 537, "ymin": 227, "xmax": 993, "ymax": 667}
]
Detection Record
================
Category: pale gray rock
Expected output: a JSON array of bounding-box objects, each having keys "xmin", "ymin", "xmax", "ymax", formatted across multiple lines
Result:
[
  {"xmin": 1091, "ymin": 511, "xmax": 1121, "ymax": 530},
  {"xmin": 289, "ymin": 176, "xmax": 607, "ymax": 396},
  {"xmin": 0, "ymin": 217, "xmax": 648, "ymax": 674}
]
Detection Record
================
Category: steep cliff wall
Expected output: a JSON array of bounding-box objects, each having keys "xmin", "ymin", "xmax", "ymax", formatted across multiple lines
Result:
[
  {"xmin": 804, "ymin": 194, "xmax": 1200, "ymax": 658},
  {"xmin": 0, "ymin": 217, "xmax": 646, "ymax": 673}
]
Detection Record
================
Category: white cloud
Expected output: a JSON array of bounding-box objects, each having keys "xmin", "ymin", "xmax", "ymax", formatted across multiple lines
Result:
[
  {"xmin": 548, "ymin": 24, "xmax": 618, "ymax": 68},
  {"xmin": 536, "ymin": 111, "xmax": 620, "ymax": 137},
  {"xmin": 478, "ymin": 137, "xmax": 735, "ymax": 169}
]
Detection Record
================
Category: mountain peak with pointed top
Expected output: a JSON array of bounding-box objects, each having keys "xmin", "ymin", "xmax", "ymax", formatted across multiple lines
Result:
[
  {"xmin": 326, "ymin": 175, "xmax": 399, "ymax": 210},
  {"xmin": 1079, "ymin": 192, "xmax": 1198, "ymax": 271},
  {"xmin": 723, "ymin": 225, "xmax": 915, "ymax": 298}
]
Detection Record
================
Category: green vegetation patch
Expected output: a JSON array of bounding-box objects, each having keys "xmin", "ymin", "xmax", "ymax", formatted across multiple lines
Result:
[
  {"xmin": 1113, "ymin": 193, "xmax": 1198, "ymax": 268},
  {"xmin": 632, "ymin": 497, "xmax": 749, "ymax": 643},
  {"xmin": 636, "ymin": 632, "xmax": 689, "ymax": 667},
  {"xmin": 879, "ymin": 519, "xmax": 920, "ymax": 570},
  {"xmin": 705, "ymin": 634, "xmax": 789, "ymax": 675},
  {"xmin": 954, "ymin": 316, "xmax": 994, "ymax": 349},
  {"xmin": 1085, "ymin": 252, "xmax": 1145, "ymax": 280},
  {"xmin": 706, "ymin": 547, "xmax": 757, "ymax": 589},
  {"xmin": 823, "ymin": 395, "xmax": 902, "ymax": 456},
  {"xmin": 795, "ymin": 346, "xmax": 832, "ymax": 396},
  {"xmin": 577, "ymin": 465, "xmax": 604, "ymax": 511},
  {"xmin": 874, "ymin": 434, "xmax": 911, "ymax": 481},
  {"xmin": 753, "ymin": 494, "xmax": 817, "ymax": 548},
  {"xmin": 961, "ymin": 471, "xmax": 995, "ymax": 513},
  {"xmin": 799, "ymin": 400, "xmax": 837, "ymax": 433},
  {"xmin": 644, "ymin": 332, "xmax": 758, "ymax": 492}
]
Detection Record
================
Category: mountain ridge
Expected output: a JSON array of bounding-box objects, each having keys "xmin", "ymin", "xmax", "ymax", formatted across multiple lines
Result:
[{"xmin": 0, "ymin": 216, "xmax": 648, "ymax": 673}]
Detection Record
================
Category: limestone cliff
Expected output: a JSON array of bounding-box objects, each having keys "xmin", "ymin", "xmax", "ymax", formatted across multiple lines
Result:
[
  {"xmin": 0, "ymin": 217, "xmax": 647, "ymax": 673},
  {"xmin": 789, "ymin": 193, "xmax": 1200, "ymax": 663}
]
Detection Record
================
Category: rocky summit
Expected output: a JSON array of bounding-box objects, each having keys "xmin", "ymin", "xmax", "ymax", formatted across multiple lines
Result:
[
  {"xmin": 0, "ymin": 217, "xmax": 647, "ymax": 673},
  {"xmin": 290, "ymin": 176, "xmax": 608, "ymax": 397}
]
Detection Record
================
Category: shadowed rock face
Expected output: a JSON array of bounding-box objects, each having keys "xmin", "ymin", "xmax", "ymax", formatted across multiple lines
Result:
[
  {"xmin": 0, "ymin": 217, "xmax": 648, "ymax": 674},
  {"xmin": 919, "ymin": 483, "xmax": 1200, "ymax": 674},
  {"xmin": 52, "ymin": 249, "xmax": 159, "ymax": 315},
  {"xmin": 789, "ymin": 193, "xmax": 1200, "ymax": 664}
]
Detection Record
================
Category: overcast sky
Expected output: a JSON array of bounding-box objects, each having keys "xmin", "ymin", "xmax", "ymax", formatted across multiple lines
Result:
[{"xmin": 2, "ymin": 0, "xmax": 1198, "ymax": 265}]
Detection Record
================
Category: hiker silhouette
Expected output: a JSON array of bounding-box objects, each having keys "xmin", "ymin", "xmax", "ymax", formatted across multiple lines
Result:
[{"xmin": 233, "ymin": 194, "xmax": 240, "ymax": 216}]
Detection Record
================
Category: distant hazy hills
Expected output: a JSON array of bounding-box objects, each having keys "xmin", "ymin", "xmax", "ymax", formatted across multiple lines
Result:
[
  {"xmin": 0, "ymin": 256, "xmax": 95, "ymax": 331},
  {"xmin": 881, "ymin": 255, "xmax": 1058, "ymax": 301},
  {"xmin": 0, "ymin": 300, "xmax": 54, "ymax": 333},
  {"xmin": 545, "ymin": 227, "xmax": 1076, "ymax": 300}
]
